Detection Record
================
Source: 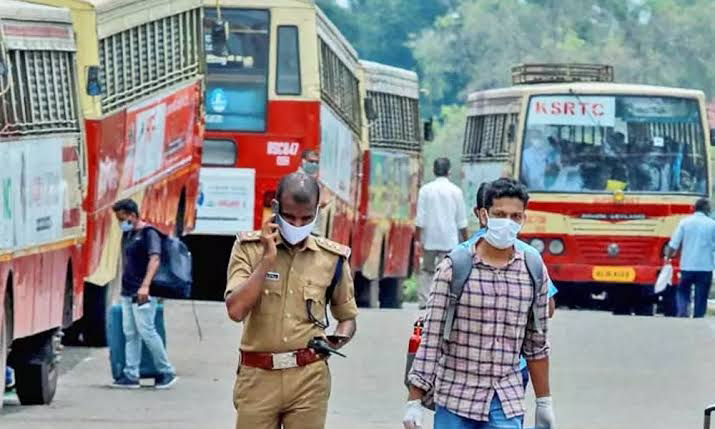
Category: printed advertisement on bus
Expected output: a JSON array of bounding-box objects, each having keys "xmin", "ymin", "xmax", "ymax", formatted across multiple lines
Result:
[
  {"xmin": 96, "ymin": 83, "xmax": 198, "ymax": 208},
  {"xmin": 194, "ymin": 168, "xmax": 256, "ymax": 235},
  {"xmin": 0, "ymin": 137, "xmax": 67, "ymax": 250},
  {"xmin": 320, "ymin": 104, "xmax": 358, "ymax": 203}
]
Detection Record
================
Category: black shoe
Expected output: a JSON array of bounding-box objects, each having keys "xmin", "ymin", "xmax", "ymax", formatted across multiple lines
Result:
[
  {"xmin": 110, "ymin": 376, "xmax": 140, "ymax": 389},
  {"xmin": 154, "ymin": 373, "xmax": 178, "ymax": 389}
]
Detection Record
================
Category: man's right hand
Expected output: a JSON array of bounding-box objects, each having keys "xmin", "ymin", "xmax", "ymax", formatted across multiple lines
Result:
[
  {"xmin": 260, "ymin": 216, "xmax": 279, "ymax": 264},
  {"xmin": 402, "ymin": 400, "xmax": 423, "ymax": 429}
]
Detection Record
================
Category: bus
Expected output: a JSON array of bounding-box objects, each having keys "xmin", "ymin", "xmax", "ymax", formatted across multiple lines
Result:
[
  {"xmin": 29, "ymin": 0, "xmax": 205, "ymax": 344},
  {"xmin": 0, "ymin": 1, "xmax": 84, "ymax": 406},
  {"xmin": 188, "ymin": 0, "xmax": 364, "ymax": 300},
  {"xmin": 353, "ymin": 60, "xmax": 423, "ymax": 308},
  {"xmin": 461, "ymin": 64, "xmax": 712, "ymax": 315}
]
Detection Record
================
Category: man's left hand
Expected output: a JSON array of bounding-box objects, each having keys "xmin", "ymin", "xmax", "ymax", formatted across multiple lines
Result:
[
  {"xmin": 535, "ymin": 396, "xmax": 555, "ymax": 428},
  {"xmin": 137, "ymin": 285, "xmax": 150, "ymax": 305}
]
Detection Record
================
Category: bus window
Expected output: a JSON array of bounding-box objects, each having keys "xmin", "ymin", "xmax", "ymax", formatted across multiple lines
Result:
[
  {"xmin": 203, "ymin": 8, "xmax": 270, "ymax": 132},
  {"xmin": 276, "ymin": 26, "xmax": 301, "ymax": 95},
  {"xmin": 202, "ymin": 139, "xmax": 237, "ymax": 166},
  {"xmin": 521, "ymin": 95, "xmax": 707, "ymax": 195}
]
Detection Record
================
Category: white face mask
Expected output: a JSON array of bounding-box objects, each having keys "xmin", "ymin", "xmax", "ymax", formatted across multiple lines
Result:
[
  {"xmin": 120, "ymin": 219, "xmax": 134, "ymax": 232},
  {"xmin": 277, "ymin": 213, "xmax": 317, "ymax": 245},
  {"xmin": 484, "ymin": 216, "xmax": 522, "ymax": 249}
]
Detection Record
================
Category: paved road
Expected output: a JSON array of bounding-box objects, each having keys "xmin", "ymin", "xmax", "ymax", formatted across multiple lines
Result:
[{"xmin": 2, "ymin": 301, "xmax": 715, "ymax": 428}]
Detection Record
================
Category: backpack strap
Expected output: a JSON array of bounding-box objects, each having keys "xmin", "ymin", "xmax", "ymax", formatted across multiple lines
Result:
[
  {"xmin": 523, "ymin": 247, "xmax": 546, "ymax": 335},
  {"xmin": 442, "ymin": 246, "xmax": 473, "ymax": 342},
  {"xmin": 326, "ymin": 256, "xmax": 344, "ymax": 304}
]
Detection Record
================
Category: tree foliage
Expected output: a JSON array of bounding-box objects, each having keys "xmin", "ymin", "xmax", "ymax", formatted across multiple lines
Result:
[{"xmin": 411, "ymin": 0, "xmax": 715, "ymax": 110}]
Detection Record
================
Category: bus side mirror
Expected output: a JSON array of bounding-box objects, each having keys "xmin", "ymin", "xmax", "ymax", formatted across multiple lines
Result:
[
  {"xmin": 710, "ymin": 129, "xmax": 714, "ymax": 146},
  {"xmin": 507, "ymin": 123, "xmax": 515, "ymax": 143},
  {"xmin": 86, "ymin": 65, "xmax": 102, "ymax": 96},
  {"xmin": 423, "ymin": 118, "xmax": 434, "ymax": 142},
  {"xmin": 210, "ymin": 18, "xmax": 229, "ymax": 57},
  {"xmin": 364, "ymin": 97, "xmax": 378, "ymax": 122}
]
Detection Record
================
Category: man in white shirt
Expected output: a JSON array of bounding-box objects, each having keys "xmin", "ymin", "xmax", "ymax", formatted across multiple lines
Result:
[{"xmin": 415, "ymin": 158, "xmax": 468, "ymax": 309}]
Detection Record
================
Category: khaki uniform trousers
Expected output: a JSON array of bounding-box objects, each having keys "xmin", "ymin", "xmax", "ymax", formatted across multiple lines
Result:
[
  {"xmin": 418, "ymin": 249, "xmax": 449, "ymax": 308},
  {"xmin": 233, "ymin": 360, "xmax": 331, "ymax": 429}
]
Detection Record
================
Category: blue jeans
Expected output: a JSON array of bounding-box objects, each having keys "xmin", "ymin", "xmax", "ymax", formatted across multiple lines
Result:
[
  {"xmin": 435, "ymin": 396, "xmax": 523, "ymax": 429},
  {"xmin": 677, "ymin": 271, "xmax": 712, "ymax": 318},
  {"xmin": 120, "ymin": 296, "xmax": 174, "ymax": 380}
]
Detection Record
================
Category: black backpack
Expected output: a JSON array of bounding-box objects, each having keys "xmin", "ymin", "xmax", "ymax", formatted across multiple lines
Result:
[
  {"xmin": 406, "ymin": 244, "xmax": 546, "ymax": 410},
  {"xmin": 143, "ymin": 227, "xmax": 193, "ymax": 299}
]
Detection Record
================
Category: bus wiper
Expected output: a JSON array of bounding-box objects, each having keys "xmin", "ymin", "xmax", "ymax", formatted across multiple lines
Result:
[{"xmin": 569, "ymin": 88, "xmax": 602, "ymax": 129}]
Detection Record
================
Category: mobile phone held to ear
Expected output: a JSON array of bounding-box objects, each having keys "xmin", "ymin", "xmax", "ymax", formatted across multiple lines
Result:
[{"xmin": 271, "ymin": 200, "xmax": 279, "ymax": 216}]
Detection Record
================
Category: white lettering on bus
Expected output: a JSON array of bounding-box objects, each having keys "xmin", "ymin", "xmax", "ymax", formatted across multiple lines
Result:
[
  {"xmin": 267, "ymin": 141, "xmax": 299, "ymax": 156},
  {"xmin": 276, "ymin": 156, "xmax": 290, "ymax": 166}
]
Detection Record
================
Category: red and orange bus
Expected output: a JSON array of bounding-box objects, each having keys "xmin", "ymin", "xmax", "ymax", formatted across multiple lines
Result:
[
  {"xmin": 0, "ymin": 1, "xmax": 84, "ymax": 406},
  {"xmin": 188, "ymin": 0, "xmax": 364, "ymax": 299},
  {"xmin": 352, "ymin": 60, "xmax": 423, "ymax": 308},
  {"xmin": 462, "ymin": 64, "xmax": 712, "ymax": 315},
  {"xmin": 29, "ymin": 0, "xmax": 204, "ymax": 343}
]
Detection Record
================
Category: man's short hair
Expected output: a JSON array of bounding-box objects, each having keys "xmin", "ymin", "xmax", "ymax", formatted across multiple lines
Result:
[
  {"xmin": 433, "ymin": 158, "xmax": 450, "ymax": 177},
  {"xmin": 276, "ymin": 172, "xmax": 320, "ymax": 207},
  {"xmin": 476, "ymin": 182, "xmax": 489, "ymax": 210},
  {"xmin": 695, "ymin": 198, "xmax": 711, "ymax": 215},
  {"xmin": 483, "ymin": 178, "xmax": 529, "ymax": 211},
  {"xmin": 301, "ymin": 149, "xmax": 319, "ymax": 160},
  {"xmin": 112, "ymin": 198, "xmax": 139, "ymax": 216}
]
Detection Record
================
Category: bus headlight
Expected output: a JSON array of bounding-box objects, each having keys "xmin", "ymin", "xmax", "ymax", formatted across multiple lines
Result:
[
  {"xmin": 529, "ymin": 238, "xmax": 545, "ymax": 253},
  {"xmin": 549, "ymin": 239, "xmax": 565, "ymax": 255}
]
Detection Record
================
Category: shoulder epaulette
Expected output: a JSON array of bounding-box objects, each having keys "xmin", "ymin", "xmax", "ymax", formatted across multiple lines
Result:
[
  {"xmin": 314, "ymin": 236, "xmax": 351, "ymax": 259},
  {"xmin": 236, "ymin": 231, "xmax": 261, "ymax": 243}
]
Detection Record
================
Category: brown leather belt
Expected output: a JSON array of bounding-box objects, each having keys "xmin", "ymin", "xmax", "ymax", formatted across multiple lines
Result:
[{"xmin": 240, "ymin": 348, "xmax": 323, "ymax": 370}]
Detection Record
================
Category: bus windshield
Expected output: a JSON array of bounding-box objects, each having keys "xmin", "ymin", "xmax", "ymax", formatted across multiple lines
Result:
[
  {"xmin": 203, "ymin": 8, "xmax": 269, "ymax": 132},
  {"xmin": 520, "ymin": 94, "xmax": 708, "ymax": 195}
]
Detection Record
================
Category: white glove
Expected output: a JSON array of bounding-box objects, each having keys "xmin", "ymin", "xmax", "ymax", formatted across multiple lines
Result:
[
  {"xmin": 535, "ymin": 396, "xmax": 556, "ymax": 429},
  {"xmin": 402, "ymin": 399, "xmax": 424, "ymax": 429}
]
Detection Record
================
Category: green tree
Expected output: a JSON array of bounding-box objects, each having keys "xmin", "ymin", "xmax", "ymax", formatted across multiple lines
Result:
[
  {"xmin": 317, "ymin": 0, "xmax": 449, "ymax": 70},
  {"xmin": 422, "ymin": 105, "xmax": 467, "ymax": 185}
]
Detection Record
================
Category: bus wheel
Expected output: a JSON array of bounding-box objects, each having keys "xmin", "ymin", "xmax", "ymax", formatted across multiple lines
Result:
[
  {"xmin": 634, "ymin": 286, "xmax": 656, "ymax": 316},
  {"xmin": 0, "ymin": 293, "xmax": 11, "ymax": 409},
  {"xmin": 354, "ymin": 272, "xmax": 377, "ymax": 308},
  {"xmin": 82, "ymin": 283, "xmax": 108, "ymax": 346},
  {"xmin": 379, "ymin": 278, "xmax": 403, "ymax": 309},
  {"xmin": 13, "ymin": 329, "xmax": 60, "ymax": 405}
]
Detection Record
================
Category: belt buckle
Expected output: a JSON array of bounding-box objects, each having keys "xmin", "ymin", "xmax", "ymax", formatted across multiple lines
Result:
[{"xmin": 272, "ymin": 352, "xmax": 297, "ymax": 370}]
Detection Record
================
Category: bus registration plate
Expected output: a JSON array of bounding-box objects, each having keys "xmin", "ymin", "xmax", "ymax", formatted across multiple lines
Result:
[{"xmin": 592, "ymin": 266, "xmax": 636, "ymax": 283}]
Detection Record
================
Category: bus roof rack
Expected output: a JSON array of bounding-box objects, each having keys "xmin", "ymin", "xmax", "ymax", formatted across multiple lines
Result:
[{"xmin": 511, "ymin": 63, "xmax": 614, "ymax": 85}]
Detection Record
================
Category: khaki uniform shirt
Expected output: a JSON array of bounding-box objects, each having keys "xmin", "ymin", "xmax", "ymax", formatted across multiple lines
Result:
[{"xmin": 225, "ymin": 232, "xmax": 359, "ymax": 353}]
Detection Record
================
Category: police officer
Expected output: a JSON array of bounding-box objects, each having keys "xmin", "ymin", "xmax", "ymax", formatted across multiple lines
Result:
[{"xmin": 225, "ymin": 172, "xmax": 358, "ymax": 429}]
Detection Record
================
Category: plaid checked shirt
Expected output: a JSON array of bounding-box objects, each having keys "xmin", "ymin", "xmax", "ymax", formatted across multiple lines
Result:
[{"xmin": 407, "ymin": 245, "xmax": 550, "ymax": 421}]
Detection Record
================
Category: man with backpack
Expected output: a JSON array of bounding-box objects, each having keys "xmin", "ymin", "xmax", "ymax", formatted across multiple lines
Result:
[
  {"xmin": 462, "ymin": 181, "xmax": 558, "ymax": 396},
  {"xmin": 404, "ymin": 179, "xmax": 555, "ymax": 429},
  {"xmin": 110, "ymin": 199, "xmax": 177, "ymax": 389}
]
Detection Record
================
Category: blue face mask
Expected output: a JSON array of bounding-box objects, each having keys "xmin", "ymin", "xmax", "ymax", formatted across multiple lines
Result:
[
  {"xmin": 120, "ymin": 220, "xmax": 134, "ymax": 232},
  {"xmin": 302, "ymin": 160, "xmax": 319, "ymax": 176}
]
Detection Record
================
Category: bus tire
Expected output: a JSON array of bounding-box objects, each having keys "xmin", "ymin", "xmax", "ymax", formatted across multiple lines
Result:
[
  {"xmin": 175, "ymin": 190, "xmax": 186, "ymax": 237},
  {"xmin": 379, "ymin": 278, "xmax": 403, "ymax": 309},
  {"xmin": 13, "ymin": 329, "xmax": 60, "ymax": 406},
  {"xmin": 82, "ymin": 282, "xmax": 108, "ymax": 347},
  {"xmin": 354, "ymin": 272, "xmax": 374, "ymax": 308},
  {"xmin": 0, "ymin": 292, "xmax": 11, "ymax": 409}
]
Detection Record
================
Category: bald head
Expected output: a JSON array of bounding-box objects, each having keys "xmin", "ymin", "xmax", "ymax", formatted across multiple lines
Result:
[{"xmin": 276, "ymin": 172, "xmax": 320, "ymax": 208}]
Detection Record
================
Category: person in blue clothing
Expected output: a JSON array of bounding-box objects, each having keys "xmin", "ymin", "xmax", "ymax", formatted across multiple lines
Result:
[
  {"xmin": 460, "ymin": 181, "xmax": 557, "ymax": 390},
  {"xmin": 5, "ymin": 366, "xmax": 14, "ymax": 391}
]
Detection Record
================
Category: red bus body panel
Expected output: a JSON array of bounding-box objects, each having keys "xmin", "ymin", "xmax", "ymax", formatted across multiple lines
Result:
[
  {"xmin": 522, "ymin": 200, "xmax": 694, "ymax": 285},
  {"xmin": 204, "ymin": 100, "xmax": 320, "ymax": 230}
]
